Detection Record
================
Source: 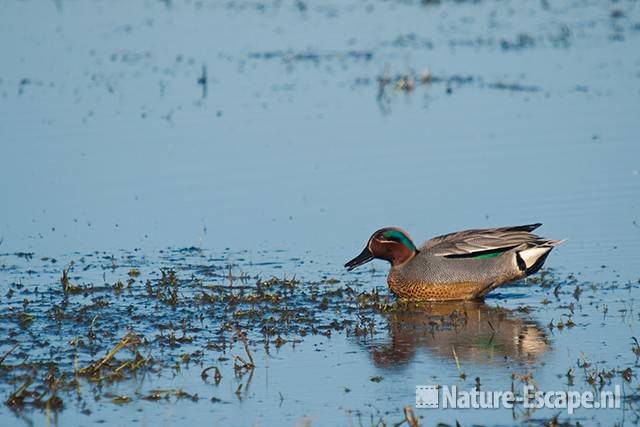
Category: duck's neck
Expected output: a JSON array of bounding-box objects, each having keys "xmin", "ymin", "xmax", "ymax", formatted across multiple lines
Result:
[
  {"xmin": 372, "ymin": 240, "xmax": 417, "ymax": 267},
  {"xmin": 390, "ymin": 246, "xmax": 417, "ymax": 267}
]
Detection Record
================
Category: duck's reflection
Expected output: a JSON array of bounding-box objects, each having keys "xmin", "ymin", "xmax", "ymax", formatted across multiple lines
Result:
[{"xmin": 368, "ymin": 301, "xmax": 549, "ymax": 367}]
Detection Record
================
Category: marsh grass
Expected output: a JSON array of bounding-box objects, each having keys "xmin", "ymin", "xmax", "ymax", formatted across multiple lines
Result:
[{"xmin": 1, "ymin": 250, "xmax": 637, "ymax": 426}]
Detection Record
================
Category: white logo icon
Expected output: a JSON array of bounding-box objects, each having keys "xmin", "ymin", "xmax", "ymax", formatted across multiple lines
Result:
[{"xmin": 416, "ymin": 385, "xmax": 438, "ymax": 408}]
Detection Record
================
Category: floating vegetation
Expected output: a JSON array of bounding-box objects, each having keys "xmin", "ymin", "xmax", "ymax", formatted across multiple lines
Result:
[
  {"xmin": 2, "ymin": 249, "xmax": 452, "ymax": 417},
  {"xmin": 0, "ymin": 248, "xmax": 638, "ymax": 425},
  {"xmin": 248, "ymin": 49, "xmax": 373, "ymax": 64},
  {"xmin": 371, "ymin": 65, "xmax": 541, "ymax": 114}
]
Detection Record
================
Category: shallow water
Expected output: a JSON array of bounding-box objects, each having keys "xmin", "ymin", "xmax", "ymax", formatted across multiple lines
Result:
[
  {"xmin": 1, "ymin": 0, "xmax": 639, "ymax": 426},
  {"xmin": 1, "ymin": 250, "xmax": 639, "ymax": 426}
]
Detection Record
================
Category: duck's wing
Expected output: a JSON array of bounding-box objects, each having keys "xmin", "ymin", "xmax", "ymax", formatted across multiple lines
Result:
[{"xmin": 420, "ymin": 223, "xmax": 553, "ymax": 258}]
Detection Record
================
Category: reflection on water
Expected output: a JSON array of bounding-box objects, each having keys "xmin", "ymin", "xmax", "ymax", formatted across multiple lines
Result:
[{"xmin": 369, "ymin": 301, "xmax": 549, "ymax": 367}]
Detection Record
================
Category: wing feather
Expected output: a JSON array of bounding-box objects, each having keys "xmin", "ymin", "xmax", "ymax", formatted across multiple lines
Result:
[{"xmin": 419, "ymin": 223, "xmax": 547, "ymax": 257}]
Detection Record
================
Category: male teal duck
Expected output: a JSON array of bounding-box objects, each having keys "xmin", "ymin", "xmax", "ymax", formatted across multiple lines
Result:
[{"xmin": 345, "ymin": 223, "xmax": 563, "ymax": 301}]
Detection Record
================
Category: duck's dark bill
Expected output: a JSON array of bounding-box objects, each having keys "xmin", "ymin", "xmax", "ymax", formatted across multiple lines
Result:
[{"xmin": 345, "ymin": 247, "xmax": 374, "ymax": 271}]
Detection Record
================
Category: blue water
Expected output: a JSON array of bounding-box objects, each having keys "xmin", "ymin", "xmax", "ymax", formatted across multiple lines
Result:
[{"xmin": 1, "ymin": 0, "xmax": 639, "ymax": 425}]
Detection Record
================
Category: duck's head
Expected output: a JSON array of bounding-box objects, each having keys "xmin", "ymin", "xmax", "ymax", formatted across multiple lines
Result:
[{"xmin": 344, "ymin": 227, "xmax": 417, "ymax": 271}]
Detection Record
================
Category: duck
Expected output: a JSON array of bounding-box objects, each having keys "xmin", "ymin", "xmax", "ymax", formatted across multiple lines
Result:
[{"xmin": 344, "ymin": 223, "xmax": 563, "ymax": 301}]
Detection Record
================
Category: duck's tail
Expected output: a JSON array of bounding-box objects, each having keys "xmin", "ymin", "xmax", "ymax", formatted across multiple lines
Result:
[{"xmin": 516, "ymin": 239, "xmax": 566, "ymax": 276}]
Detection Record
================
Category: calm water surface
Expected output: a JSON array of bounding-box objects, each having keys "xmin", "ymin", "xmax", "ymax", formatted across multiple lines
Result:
[{"xmin": 1, "ymin": 0, "xmax": 639, "ymax": 425}]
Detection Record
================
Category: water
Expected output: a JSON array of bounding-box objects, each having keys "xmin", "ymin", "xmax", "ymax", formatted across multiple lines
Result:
[{"xmin": 1, "ymin": 0, "xmax": 639, "ymax": 425}]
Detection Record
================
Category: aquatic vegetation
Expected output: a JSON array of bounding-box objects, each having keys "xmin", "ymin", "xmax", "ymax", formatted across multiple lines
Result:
[{"xmin": 1, "ymin": 248, "xmax": 638, "ymax": 425}]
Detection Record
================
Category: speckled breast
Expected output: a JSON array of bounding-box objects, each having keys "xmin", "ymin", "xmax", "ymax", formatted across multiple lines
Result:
[{"xmin": 387, "ymin": 273, "xmax": 488, "ymax": 301}]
